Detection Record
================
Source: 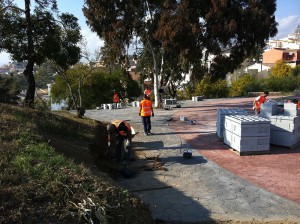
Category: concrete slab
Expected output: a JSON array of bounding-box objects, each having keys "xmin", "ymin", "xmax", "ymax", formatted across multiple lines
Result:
[{"xmin": 83, "ymin": 97, "xmax": 300, "ymax": 223}]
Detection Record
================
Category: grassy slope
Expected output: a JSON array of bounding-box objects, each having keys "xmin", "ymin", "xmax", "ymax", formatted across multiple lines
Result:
[{"xmin": 0, "ymin": 103, "xmax": 153, "ymax": 224}]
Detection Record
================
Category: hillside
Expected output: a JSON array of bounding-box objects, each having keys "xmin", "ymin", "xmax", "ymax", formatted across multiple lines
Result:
[{"xmin": 0, "ymin": 103, "xmax": 153, "ymax": 224}]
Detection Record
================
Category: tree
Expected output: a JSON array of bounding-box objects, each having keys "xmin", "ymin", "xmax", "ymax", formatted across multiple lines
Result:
[
  {"xmin": 0, "ymin": 0, "xmax": 81, "ymax": 108},
  {"xmin": 83, "ymin": 0, "xmax": 277, "ymax": 106},
  {"xmin": 270, "ymin": 60, "xmax": 292, "ymax": 77},
  {"xmin": 290, "ymin": 65, "xmax": 300, "ymax": 77},
  {"xmin": 0, "ymin": 74, "xmax": 20, "ymax": 104},
  {"xmin": 51, "ymin": 66, "xmax": 141, "ymax": 110}
]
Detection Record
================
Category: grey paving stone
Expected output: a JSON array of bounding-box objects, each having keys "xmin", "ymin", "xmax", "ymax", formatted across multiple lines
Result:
[{"xmin": 81, "ymin": 102, "xmax": 300, "ymax": 223}]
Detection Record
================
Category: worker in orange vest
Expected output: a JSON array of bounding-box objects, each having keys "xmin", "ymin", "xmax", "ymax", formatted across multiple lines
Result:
[
  {"xmin": 139, "ymin": 94, "xmax": 154, "ymax": 136},
  {"xmin": 144, "ymin": 86, "xmax": 152, "ymax": 98},
  {"xmin": 107, "ymin": 120, "xmax": 133, "ymax": 161},
  {"xmin": 253, "ymin": 91, "xmax": 269, "ymax": 115},
  {"xmin": 113, "ymin": 91, "xmax": 120, "ymax": 103}
]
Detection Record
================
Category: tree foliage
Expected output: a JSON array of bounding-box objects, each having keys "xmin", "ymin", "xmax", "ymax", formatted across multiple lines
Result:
[
  {"xmin": 0, "ymin": 0, "xmax": 81, "ymax": 108},
  {"xmin": 291, "ymin": 65, "xmax": 300, "ymax": 77},
  {"xmin": 0, "ymin": 74, "xmax": 20, "ymax": 104},
  {"xmin": 229, "ymin": 74, "xmax": 262, "ymax": 97},
  {"xmin": 83, "ymin": 0, "xmax": 277, "ymax": 100},
  {"xmin": 270, "ymin": 60, "xmax": 292, "ymax": 78},
  {"xmin": 51, "ymin": 66, "xmax": 141, "ymax": 109},
  {"xmin": 264, "ymin": 76, "xmax": 299, "ymax": 92},
  {"xmin": 194, "ymin": 75, "xmax": 229, "ymax": 98}
]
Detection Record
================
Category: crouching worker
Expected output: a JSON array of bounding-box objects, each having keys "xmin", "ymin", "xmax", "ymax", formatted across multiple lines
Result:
[{"xmin": 107, "ymin": 120, "xmax": 133, "ymax": 161}]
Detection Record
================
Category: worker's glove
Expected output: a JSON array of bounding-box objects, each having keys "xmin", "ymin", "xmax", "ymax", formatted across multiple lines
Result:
[
  {"xmin": 108, "ymin": 142, "xmax": 111, "ymax": 147},
  {"xmin": 152, "ymin": 113, "xmax": 154, "ymax": 117},
  {"xmin": 139, "ymin": 113, "xmax": 141, "ymax": 116}
]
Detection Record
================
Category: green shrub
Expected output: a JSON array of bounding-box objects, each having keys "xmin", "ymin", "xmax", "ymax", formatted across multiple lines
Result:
[
  {"xmin": 177, "ymin": 83, "xmax": 194, "ymax": 100},
  {"xmin": 229, "ymin": 74, "xmax": 262, "ymax": 97},
  {"xmin": 211, "ymin": 79, "xmax": 229, "ymax": 98},
  {"xmin": 194, "ymin": 76, "xmax": 229, "ymax": 98},
  {"xmin": 264, "ymin": 75, "xmax": 300, "ymax": 92},
  {"xmin": 270, "ymin": 60, "xmax": 292, "ymax": 77}
]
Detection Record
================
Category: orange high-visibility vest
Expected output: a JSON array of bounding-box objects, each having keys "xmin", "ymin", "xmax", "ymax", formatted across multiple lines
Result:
[
  {"xmin": 112, "ymin": 120, "xmax": 131, "ymax": 136},
  {"xmin": 140, "ymin": 100, "xmax": 152, "ymax": 116},
  {"xmin": 113, "ymin": 93, "xmax": 120, "ymax": 103},
  {"xmin": 254, "ymin": 95, "xmax": 267, "ymax": 110}
]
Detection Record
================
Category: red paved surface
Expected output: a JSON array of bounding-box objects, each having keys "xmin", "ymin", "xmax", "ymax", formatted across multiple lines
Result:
[{"xmin": 170, "ymin": 97, "xmax": 300, "ymax": 204}]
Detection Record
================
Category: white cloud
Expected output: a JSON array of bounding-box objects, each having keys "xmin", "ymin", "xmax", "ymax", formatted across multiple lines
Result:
[
  {"xmin": 0, "ymin": 52, "xmax": 12, "ymax": 66},
  {"xmin": 81, "ymin": 28, "xmax": 104, "ymax": 55},
  {"xmin": 275, "ymin": 15, "xmax": 300, "ymax": 39}
]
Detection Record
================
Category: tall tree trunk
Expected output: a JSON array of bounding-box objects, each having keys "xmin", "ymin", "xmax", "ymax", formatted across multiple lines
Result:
[
  {"xmin": 145, "ymin": 0, "xmax": 159, "ymax": 108},
  {"xmin": 146, "ymin": 35, "xmax": 159, "ymax": 108},
  {"xmin": 60, "ymin": 71, "xmax": 78, "ymax": 109},
  {"xmin": 23, "ymin": 0, "xmax": 35, "ymax": 108}
]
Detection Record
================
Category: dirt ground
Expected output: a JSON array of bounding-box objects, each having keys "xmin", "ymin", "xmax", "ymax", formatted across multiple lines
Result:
[{"xmin": 2, "ymin": 103, "xmax": 297, "ymax": 224}]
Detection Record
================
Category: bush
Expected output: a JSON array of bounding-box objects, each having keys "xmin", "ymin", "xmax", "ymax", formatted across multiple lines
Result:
[
  {"xmin": 270, "ymin": 60, "xmax": 292, "ymax": 77},
  {"xmin": 194, "ymin": 76, "xmax": 229, "ymax": 98},
  {"xmin": 264, "ymin": 75, "xmax": 300, "ymax": 92},
  {"xmin": 229, "ymin": 74, "xmax": 262, "ymax": 97},
  {"xmin": 177, "ymin": 83, "xmax": 194, "ymax": 100}
]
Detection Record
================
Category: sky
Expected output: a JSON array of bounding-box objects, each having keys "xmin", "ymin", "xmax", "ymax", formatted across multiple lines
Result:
[{"xmin": 1, "ymin": 0, "xmax": 300, "ymax": 66}]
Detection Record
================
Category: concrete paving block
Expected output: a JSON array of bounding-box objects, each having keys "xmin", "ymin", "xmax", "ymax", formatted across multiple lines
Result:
[
  {"xmin": 284, "ymin": 108, "xmax": 300, "ymax": 116},
  {"xmin": 269, "ymin": 115, "xmax": 299, "ymax": 132},
  {"xmin": 231, "ymin": 134, "xmax": 270, "ymax": 152},
  {"xmin": 283, "ymin": 102, "xmax": 300, "ymax": 116},
  {"xmin": 223, "ymin": 130, "xmax": 232, "ymax": 146},
  {"xmin": 260, "ymin": 101, "xmax": 278, "ymax": 118},
  {"xmin": 192, "ymin": 96, "xmax": 203, "ymax": 101},
  {"xmin": 270, "ymin": 130, "xmax": 299, "ymax": 147},
  {"xmin": 216, "ymin": 108, "xmax": 248, "ymax": 138},
  {"xmin": 164, "ymin": 99, "xmax": 177, "ymax": 105},
  {"xmin": 225, "ymin": 129, "xmax": 270, "ymax": 152},
  {"xmin": 216, "ymin": 124, "xmax": 224, "ymax": 138},
  {"xmin": 224, "ymin": 115, "xmax": 270, "ymax": 137}
]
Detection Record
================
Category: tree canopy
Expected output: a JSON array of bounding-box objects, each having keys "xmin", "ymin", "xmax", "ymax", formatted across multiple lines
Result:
[
  {"xmin": 0, "ymin": 0, "xmax": 82, "ymax": 108},
  {"xmin": 51, "ymin": 66, "xmax": 141, "ymax": 109},
  {"xmin": 83, "ymin": 0, "xmax": 277, "ymax": 105}
]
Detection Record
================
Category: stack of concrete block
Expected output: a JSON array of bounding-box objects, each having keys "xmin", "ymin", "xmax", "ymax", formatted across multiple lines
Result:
[
  {"xmin": 269, "ymin": 102, "xmax": 300, "ymax": 147},
  {"xmin": 164, "ymin": 99, "xmax": 177, "ymax": 105},
  {"xmin": 192, "ymin": 96, "xmax": 203, "ymax": 101},
  {"xmin": 216, "ymin": 108, "xmax": 248, "ymax": 138},
  {"xmin": 223, "ymin": 115, "xmax": 270, "ymax": 153},
  {"xmin": 284, "ymin": 102, "xmax": 300, "ymax": 116},
  {"xmin": 260, "ymin": 101, "xmax": 278, "ymax": 118},
  {"xmin": 132, "ymin": 101, "xmax": 140, "ymax": 107}
]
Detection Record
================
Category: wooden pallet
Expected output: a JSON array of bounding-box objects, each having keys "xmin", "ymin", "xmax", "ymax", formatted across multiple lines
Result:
[
  {"xmin": 223, "ymin": 143, "xmax": 270, "ymax": 156},
  {"xmin": 229, "ymin": 148, "xmax": 271, "ymax": 156}
]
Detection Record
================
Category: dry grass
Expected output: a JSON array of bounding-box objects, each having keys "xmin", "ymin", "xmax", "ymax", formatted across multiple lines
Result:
[{"xmin": 0, "ymin": 103, "xmax": 153, "ymax": 224}]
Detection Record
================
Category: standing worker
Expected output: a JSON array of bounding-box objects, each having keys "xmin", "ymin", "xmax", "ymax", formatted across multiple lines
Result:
[
  {"xmin": 144, "ymin": 86, "xmax": 152, "ymax": 98},
  {"xmin": 139, "ymin": 94, "xmax": 154, "ymax": 136},
  {"xmin": 107, "ymin": 120, "xmax": 132, "ymax": 161},
  {"xmin": 253, "ymin": 91, "xmax": 269, "ymax": 115},
  {"xmin": 113, "ymin": 91, "xmax": 120, "ymax": 103}
]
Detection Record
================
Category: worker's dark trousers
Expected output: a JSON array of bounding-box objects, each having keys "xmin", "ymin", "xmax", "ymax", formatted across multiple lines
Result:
[
  {"xmin": 254, "ymin": 109, "xmax": 260, "ymax": 116},
  {"xmin": 142, "ymin": 116, "xmax": 151, "ymax": 133},
  {"xmin": 116, "ymin": 135, "xmax": 131, "ymax": 161}
]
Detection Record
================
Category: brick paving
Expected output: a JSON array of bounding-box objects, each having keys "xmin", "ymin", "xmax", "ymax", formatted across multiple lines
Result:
[{"xmin": 83, "ymin": 97, "xmax": 300, "ymax": 223}]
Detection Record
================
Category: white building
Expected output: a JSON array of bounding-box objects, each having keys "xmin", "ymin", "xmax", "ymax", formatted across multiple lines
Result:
[{"xmin": 266, "ymin": 24, "xmax": 300, "ymax": 49}]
